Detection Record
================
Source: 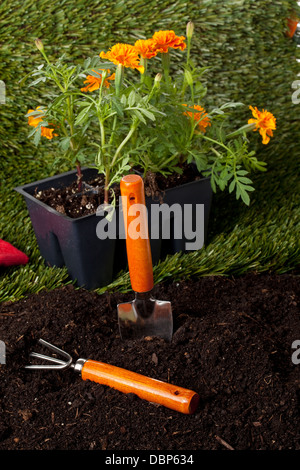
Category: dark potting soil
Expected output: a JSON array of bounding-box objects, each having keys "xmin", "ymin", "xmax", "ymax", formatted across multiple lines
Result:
[
  {"xmin": 34, "ymin": 164, "xmax": 201, "ymax": 219},
  {"xmin": 34, "ymin": 173, "xmax": 111, "ymax": 219},
  {"xmin": 0, "ymin": 273, "xmax": 299, "ymax": 451}
]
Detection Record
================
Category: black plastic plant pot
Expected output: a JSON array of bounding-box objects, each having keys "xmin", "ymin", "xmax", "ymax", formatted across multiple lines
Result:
[
  {"xmin": 146, "ymin": 175, "xmax": 213, "ymax": 263},
  {"xmin": 15, "ymin": 167, "xmax": 213, "ymax": 289},
  {"xmin": 14, "ymin": 168, "xmax": 125, "ymax": 290}
]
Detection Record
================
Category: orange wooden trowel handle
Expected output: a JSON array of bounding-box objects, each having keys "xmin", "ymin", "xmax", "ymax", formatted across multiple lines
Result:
[
  {"xmin": 81, "ymin": 359, "xmax": 199, "ymax": 414},
  {"xmin": 120, "ymin": 175, "xmax": 154, "ymax": 293}
]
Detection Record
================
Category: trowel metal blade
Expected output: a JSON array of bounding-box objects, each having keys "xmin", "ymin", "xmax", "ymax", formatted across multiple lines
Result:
[{"xmin": 117, "ymin": 297, "xmax": 173, "ymax": 342}]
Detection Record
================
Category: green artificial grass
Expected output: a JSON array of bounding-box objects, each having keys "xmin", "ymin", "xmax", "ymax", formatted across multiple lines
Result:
[{"xmin": 0, "ymin": 0, "xmax": 299, "ymax": 302}]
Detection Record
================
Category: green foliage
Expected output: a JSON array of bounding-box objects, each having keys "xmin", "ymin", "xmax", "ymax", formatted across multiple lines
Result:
[
  {"xmin": 119, "ymin": 28, "xmax": 277, "ymax": 205},
  {"xmin": 23, "ymin": 48, "xmax": 104, "ymax": 183},
  {"xmin": 22, "ymin": 41, "xmax": 165, "ymax": 203}
]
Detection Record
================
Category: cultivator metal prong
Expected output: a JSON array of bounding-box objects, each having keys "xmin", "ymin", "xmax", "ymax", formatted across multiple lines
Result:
[{"xmin": 25, "ymin": 339, "xmax": 73, "ymax": 370}]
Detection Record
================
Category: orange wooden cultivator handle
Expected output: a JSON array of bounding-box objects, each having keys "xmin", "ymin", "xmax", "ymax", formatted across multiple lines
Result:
[
  {"xmin": 81, "ymin": 359, "xmax": 199, "ymax": 414},
  {"xmin": 120, "ymin": 174, "xmax": 154, "ymax": 294}
]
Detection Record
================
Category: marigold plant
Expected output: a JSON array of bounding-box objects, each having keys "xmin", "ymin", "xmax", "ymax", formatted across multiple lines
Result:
[
  {"xmin": 24, "ymin": 22, "xmax": 276, "ymax": 207},
  {"xmin": 124, "ymin": 23, "xmax": 276, "ymax": 205}
]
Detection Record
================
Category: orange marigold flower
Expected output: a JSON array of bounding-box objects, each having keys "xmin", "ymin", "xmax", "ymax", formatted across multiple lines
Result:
[
  {"xmin": 152, "ymin": 30, "xmax": 186, "ymax": 53},
  {"xmin": 183, "ymin": 104, "xmax": 211, "ymax": 133},
  {"xmin": 100, "ymin": 43, "xmax": 144, "ymax": 73},
  {"xmin": 134, "ymin": 39, "xmax": 157, "ymax": 59},
  {"xmin": 41, "ymin": 127, "xmax": 57, "ymax": 140},
  {"xmin": 81, "ymin": 69, "xmax": 115, "ymax": 92},
  {"xmin": 248, "ymin": 106, "xmax": 276, "ymax": 145},
  {"xmin": 27, "ymin": 106, "xmax": 44, "ymax": 127},
  {"xmin": 27, "ymin": 107, "xmax": 57, "ymax": 140}
]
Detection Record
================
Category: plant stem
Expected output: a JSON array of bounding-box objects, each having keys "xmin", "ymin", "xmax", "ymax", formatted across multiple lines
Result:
[
  {"xmin": 40, "ymin": 49, "xmax": 65, "ymax": 93},
  {"xmin": 66, "ymin": 93, "xmax": 82, "ymax": 190},
  {"xmin": 115, "ymin": 64, "xmax": 124, "ymax": 97},
  {"xmin": 226, "ymin": 122, "xmax": 256, "ymax": 139},
  {"xmin": 111, "ymin": 120, "xmax": 138, "ymax": 168},
  {"xmin": 95, "ymin": 75, "xmax": 111, "ymax": 203},
  {"xmin": 109, "ymin": 64, "xmax": 123, "ymax": 159},
  {"xmin": 187, "ymin": 38, "xmax": 191, "ymax": 64},
  {"xmin": 146, "ymin": 81, "xmax": 159, "ymax": 103},
  {"xmin": 140, "ymin": 57, "xmax": 147, "ymax": 83},
  {"xmin": 190, "ymin": 83, "xmax": 194, "ymax": 106},
  {"xmin": 76, "ymin": 162, "xmax": 83, "ymax": 191},
  {"xmin": 104, "ymin": 167, "xmax": 110, "ymax": 205},
  {"xmin": 99, "ymin": 118, "xmax": 105, "ymax": 148},
  {"xmin": 160, "ymin": 151, "xmax": 180, "ymax": 169},
  {"xmin": 161, "ymin": 52, "xmax": 170, "ymax": 84},
  {"xmin": 198, "ymin": 133, "xmax": 234, "ymax": 156}
]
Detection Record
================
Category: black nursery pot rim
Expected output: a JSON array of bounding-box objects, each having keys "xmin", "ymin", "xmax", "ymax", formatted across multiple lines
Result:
[{"xmin": 14, "ymin": 167, "xmax": 211, "ymax": 221}]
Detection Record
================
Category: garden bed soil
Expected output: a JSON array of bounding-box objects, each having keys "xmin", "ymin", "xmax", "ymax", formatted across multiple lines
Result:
[
  {"xmin": 34, "ymin": 164, "xmax": 201, "ymax": 218},
  {"xmin": 0, "ymin": 272, "xmax": 299, "ymax": 450}
]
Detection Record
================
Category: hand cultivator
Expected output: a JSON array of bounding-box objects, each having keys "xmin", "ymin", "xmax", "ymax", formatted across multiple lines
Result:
[{"xmin": 26, "ymin": 339, "xmax": 199, "ymax": 414}]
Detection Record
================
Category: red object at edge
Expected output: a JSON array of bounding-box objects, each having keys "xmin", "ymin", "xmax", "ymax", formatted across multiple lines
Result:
[
  {"xmin": 0, "ymin": 239, "xmax": 29, "ymax": 267},
  {"xmin": 287, "ymin": 17, "xmax": 299, "ymax": 38}
]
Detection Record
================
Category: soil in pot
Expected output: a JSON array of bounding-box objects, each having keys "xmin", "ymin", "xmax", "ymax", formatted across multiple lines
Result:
[
  {"xmin": 0, "ymin": 272, "xmax": 299, "ymax": 450},
  {"xmin": 34, "ymin": 164, "xmax": 202, "ymax": 218}
]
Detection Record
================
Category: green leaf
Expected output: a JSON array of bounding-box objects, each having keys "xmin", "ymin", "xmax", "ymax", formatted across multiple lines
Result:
[
  {"xmin": 120, "ymin": 94, "xmax": 127, "ymax": 106},
  {"xmin": 77, "ymin": 100, "xmax": 94, "ymax": 108},
  {"xmin": 236, "ymin": 183, "xmax": 250, "ymax": 205},
  {"xmin": 220, "ymin": 168, "xmax": 231, "ymax": 181},
  {"xmin": 60, "ymin": 137, "xmax": 71, "ymax": 151},
  {"xmin": 184, "ymin": 69, "xmax": 193, "ymax": 86},
  {"xmin": 241, "ymin": 185, "xmax": 255, "ymax": 192},
  {"xmin": 220, "ymin": 101, "xmax": 244, "ymax": 110},
  {"xmin": 216, "ymin": 127, "xmax": 226, "ymax": 143},
  {"xmin": 85, "ymin": 69, "xmax": 102, "ymax": 78},
  {"xmin": 229, "ymin": 179, "xmax": 236, "ymax": 193},
  {"xmin": 33, "ymin": 127, "xmax": 41, "ymax": 146},
  {"xmin": 128, "ymin": 90, "xmax": 136, "ymax": 107},
  {"xmin": 25, "ymin": 109, "xmax": 45, "ymax": 117},
  {"xmin": 132, "ymin": 109, "xmax": 146, "ymax": 124},
  {"xmin": 111, "ymin": 97, "xmax": 124, "ymax": 117},
  {"xmin": 218, "ymin": 179, "xmax": 227, "ymax": 191},
  {"xmin": 75, "ymin": 106, "xmax": 91, "ymax": 125},
  {"xmin": 84, "ymin": 57, "xmax": 91, "ymax": 70},
  {"xmin": 139, "ymin": 108, "xmax": 155, "ymax": 121},
  {"xmin": 90, "ymin": 62, "xmax": 115, "ymax": 71},
  {"xmin": 27, "ymin": 126, "xmax": 38, "ymax": 138},
  {"xmin": 238, "ymin": 176, "xmax": 253, "ymax": 184},
  {"xmin": 210, "ymin": 175, "xmax": 217, "ymax": 193},
  {"xmin": 28, "ymin": 76, "xmax": 47, "ymax": 87},
  {"xmin": 240, "ymin": 189, "xmax": 250, "ymax": 206}
]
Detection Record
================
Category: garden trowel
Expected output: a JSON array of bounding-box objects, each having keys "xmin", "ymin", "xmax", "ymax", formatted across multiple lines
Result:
[{"xmin": 117, "ymin": 175, "xmax": 173, "ymax": 342}]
